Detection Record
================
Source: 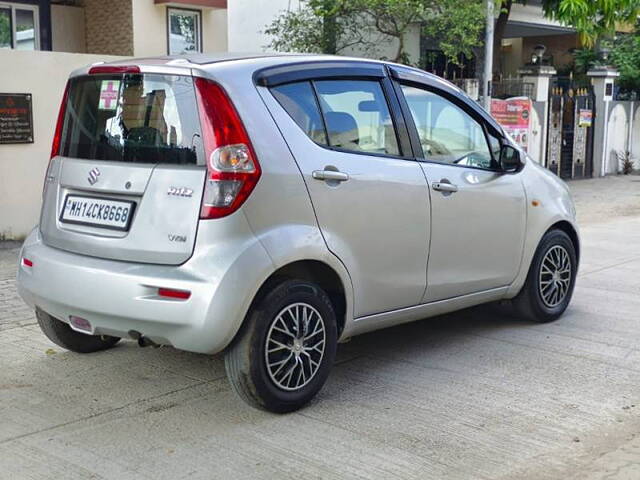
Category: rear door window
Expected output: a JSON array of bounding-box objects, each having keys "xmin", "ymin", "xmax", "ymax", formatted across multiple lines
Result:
[
  {"xmin": 271, "ymin": 81, "xmax": 328, "ymax": 145},
  {"xmin": 271, "ymin": 79, "xmax": 400, "ymax": 157},
  {"xmin": 60, "ymin": 74, "xmax": 202, "ymax": 165},
  {"xmin": 314, "ymin": 80, "xmax": 399, "ymax": 156}
]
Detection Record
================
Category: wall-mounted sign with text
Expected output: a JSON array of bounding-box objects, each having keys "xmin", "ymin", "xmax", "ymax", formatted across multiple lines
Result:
[{"xmin": 0, "ymin": 93, "xmax": 34, "ymax": 144}]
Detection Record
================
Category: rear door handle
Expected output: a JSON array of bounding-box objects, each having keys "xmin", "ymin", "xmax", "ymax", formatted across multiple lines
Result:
[
  {"xmin": 432, "ymin": 181, "xmax": 458, "ymax": 193},
  {"xmin": 312, "ymin": 170, "xmax": 350, "ymax": 182}
]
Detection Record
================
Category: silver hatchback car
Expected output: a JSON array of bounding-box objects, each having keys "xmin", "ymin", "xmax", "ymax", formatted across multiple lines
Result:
[{"xmin": 17, "ymin": 54, "xmax": 579, "ymax": 412}]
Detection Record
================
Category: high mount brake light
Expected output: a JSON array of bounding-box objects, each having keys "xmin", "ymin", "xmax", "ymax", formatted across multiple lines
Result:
[
  {"xmin": 88, "ymin": 65, "xmax": 141, "ymax": 75},
  {"xmin": 194, "ymin": 77, "xmax": 261, "ymax": 219}
]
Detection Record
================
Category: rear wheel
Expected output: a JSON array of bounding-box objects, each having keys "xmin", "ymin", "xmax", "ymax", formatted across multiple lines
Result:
[
  {"xmin": 36, "ymin": 309, "xmax": 120, "ymax": 353},
  {"xmin": 224, "ymin": 279, "xmax": 337, "ymax": 413},
  {"xmin": 513, "ymin": 229, "xmax": 577, "ymax": 322}
]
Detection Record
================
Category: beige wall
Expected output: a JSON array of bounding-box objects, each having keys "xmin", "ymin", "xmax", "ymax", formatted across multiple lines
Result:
[
  {"xmin": 228, "ymin": 0, "xmax": 300, "ymax": 52},
  {"xmin": 51, "ymin": 5, "xmax": 86, "ymax": 53},
  {"xmin": 132, "ymin": 0, "xmax": 227, "ymax": 57},
  {"xmin": 0, "ymin": 50, "xmax": 124, "ymax": 240},
  {"xmin": 84, "ymin": 0, "xmax": 134, "ymax": 55}
]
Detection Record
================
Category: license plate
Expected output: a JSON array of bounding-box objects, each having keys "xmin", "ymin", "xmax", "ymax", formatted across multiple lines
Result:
[{"xmin": 60, "ymin": 195, "xmax": 135, "ymax": 231}]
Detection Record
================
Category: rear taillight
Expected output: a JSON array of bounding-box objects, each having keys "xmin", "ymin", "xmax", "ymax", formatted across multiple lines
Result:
[
  {"xmin": 50, "ymin": 80, "xmax": 69, "ymax": 160},
  {"xmin": 45, "ymin": 81, "xmax": 70, "ymax": 198},
  {"xmin": 194, "ymin": 77, "xmax": 261, "ymax": 219}
]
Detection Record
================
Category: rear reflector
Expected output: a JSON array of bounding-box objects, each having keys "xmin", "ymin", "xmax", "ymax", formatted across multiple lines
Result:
[
  {"xmin": 88, "ymin": 65, "xmax": 141, "ymax": 75},
  {"xmin": 69, "ymin": 316, "xmax": 92, "ymax": 332},
  {"xmin": 22, "ymin": 258, "xmax": 33, "ymax": 267},
  {"xmin": 158, "ymin": 288, "xmax": 191, "ymax": 300}
]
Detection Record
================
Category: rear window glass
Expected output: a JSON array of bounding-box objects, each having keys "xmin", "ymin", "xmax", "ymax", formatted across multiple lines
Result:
[{"xmin": 60, "ymin": 74, "xmax": 202, "ymax": 165}]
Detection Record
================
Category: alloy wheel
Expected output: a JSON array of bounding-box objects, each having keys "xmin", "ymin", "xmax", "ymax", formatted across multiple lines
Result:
[
  {"xmin": 538, "ymin": 245, "xmax": 572, "ymax": 308},
  {"xmin": 264, "ymin": 302, "xmax": 326, "ymax": 391}
]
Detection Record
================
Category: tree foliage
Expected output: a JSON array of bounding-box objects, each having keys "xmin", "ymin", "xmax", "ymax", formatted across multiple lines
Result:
[
  {"xmin": 0, "ymin": 11, "xmax": 10, "ymax": 47},
  {"xmin": 609, "ymin": 29, "xmax": 640, "ymax": 92},
  {"xmin": 541, "ymin": 0, "xmax": 640, "ymax": 46},
  {"xmin": 422, "ymin": 0, "xmax": 485, "ymax": 65},
  {"xmin": 264, "ymin": 0, "xmax": 485, "ymax": 65}
]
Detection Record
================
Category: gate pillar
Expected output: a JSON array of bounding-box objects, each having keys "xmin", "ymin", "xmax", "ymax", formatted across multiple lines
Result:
[
  {"xmin": 587, "ymin": 67, "xmax": 620, "ymax": 177},
  {"xmin": 518, "ymin": 64, "xmax": 556, "ymax": 165}
]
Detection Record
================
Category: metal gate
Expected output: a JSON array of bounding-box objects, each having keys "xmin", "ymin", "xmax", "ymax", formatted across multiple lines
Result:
[{"xmin": 546, "ymin": 86, "xmax": 595, "ymax": 179}]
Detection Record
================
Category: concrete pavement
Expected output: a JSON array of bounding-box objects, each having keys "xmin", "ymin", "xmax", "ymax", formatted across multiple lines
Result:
[{"xmin": 1, "ymin": 176, "xmax": 640, "ymax": 479}]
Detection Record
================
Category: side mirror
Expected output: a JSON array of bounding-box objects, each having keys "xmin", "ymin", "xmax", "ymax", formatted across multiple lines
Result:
[{"xmin": 499, "ymin": 145, "xmax": 523, "ymax": 173}]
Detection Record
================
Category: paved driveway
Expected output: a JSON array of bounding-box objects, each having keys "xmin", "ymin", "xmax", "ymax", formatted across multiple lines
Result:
[{"xmin": 1, "ymin": 176, "xmax": 640, "ymax": 479}]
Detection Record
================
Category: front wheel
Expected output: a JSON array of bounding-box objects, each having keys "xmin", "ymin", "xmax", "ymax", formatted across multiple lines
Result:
[
  {"xmin": 513, "ymin": 229, "xmax": 578, "ymax": 322},
  {"xmin": 224, "ymin": 279, "xmax": 337, "ymax": 413}
]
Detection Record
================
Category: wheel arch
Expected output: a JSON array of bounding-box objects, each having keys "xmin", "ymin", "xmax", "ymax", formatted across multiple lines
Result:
[
  {"xmin": 547, "ymin": 220, "xmax": 580, "ymax": 264},
  {"xmin": 245, "ymin": 260, "xmax": 348, "ymax": 338}
]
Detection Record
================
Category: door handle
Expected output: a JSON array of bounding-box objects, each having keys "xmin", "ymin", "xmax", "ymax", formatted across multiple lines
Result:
[
  {"xmin": 312, "ymin": 170, "xmax": 350, "ymax": 182},
  {"xmin": 432, "ymin": 181, "xmax": 458, "ymax": 193}
]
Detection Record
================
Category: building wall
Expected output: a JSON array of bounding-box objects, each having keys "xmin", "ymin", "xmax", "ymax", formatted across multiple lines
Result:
[
  {"xmin": 132, "ymin": 1, "xmax": 227, "ymax": 56},
  {"xmin": 228, "ymin": 0, "xmax": 418, "ymax": 64},
  {"xmin": 51, "ymin": 4, "xmax": 86, "ymax": 53},
  {"xmin": 340, "ymin": 23, "xmax": 421, "ymax": 65},
  {"xmin": 0, "ymin": 50, "xmax": 124, "ymax": 240},
  {"xmin": 84, "ymin": 0, "xmax": 134, "ymax": 56},
  {"xmin": 228, "ymin": 0, "xmax": 301, "ymax": 52},
  {"xmin": 500, "ymin": 37, "xmax": 523, "ymax": 77}
]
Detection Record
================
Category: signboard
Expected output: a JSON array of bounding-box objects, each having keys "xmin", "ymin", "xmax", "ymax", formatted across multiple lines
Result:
[
  {"xmin": 578, "ymin": 109, "xmax": 593, "ymax": 127},
  {"xmin": 0, "ymin": 93, "xmax": 34, "ymax": 144},
  {"xmin": 604, "ymin": 81, "xmax": 614, "ymax": 101},
  {"xmin": 490, "ymin": 97, "xmax": 532, "ymax": 152}
]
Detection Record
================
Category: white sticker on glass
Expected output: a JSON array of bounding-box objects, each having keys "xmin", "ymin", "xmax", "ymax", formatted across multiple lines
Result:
[{"xmin": 98, "ymin": 80, "xmax": 120, "ymax": 110}]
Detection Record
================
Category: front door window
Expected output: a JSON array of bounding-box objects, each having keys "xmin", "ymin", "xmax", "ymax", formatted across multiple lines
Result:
[{"xmin": 401, "ymin": 84, "xmax": 496, "ymax": 170}]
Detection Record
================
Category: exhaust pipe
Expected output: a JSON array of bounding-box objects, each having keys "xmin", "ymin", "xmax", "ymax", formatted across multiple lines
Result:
[{"xmin": 128, "ymin": 330, "xmax": 161, "ymax": 348}]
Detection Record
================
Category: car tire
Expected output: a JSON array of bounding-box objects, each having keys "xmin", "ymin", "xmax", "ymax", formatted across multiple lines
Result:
[
  {"xmin": 36, "ymin": 309, "xmax": 120, "ymax": 353},
  {"xmin": 513, "ymin": 229, "xmax": 577, "ymax": 323},
  {"xmin": 224, "ymin": 279, "xmax": 338, "ymax": 413}
]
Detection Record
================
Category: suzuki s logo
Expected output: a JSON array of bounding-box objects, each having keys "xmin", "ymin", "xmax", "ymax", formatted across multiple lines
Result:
[{"xmin": 88, "ymin": 168, "xmax": 101, "ymax": 185}]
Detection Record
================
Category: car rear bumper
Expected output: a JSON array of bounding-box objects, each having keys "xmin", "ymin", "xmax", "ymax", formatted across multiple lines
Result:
[{"xmin": 17, "ymin": 225, "xmax": 274, "ymax": 354}]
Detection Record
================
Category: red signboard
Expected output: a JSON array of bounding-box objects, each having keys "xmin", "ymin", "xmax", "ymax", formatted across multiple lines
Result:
[{"xmin": 490, "ymin": 97, "xmax": 532, "ymax": 152}]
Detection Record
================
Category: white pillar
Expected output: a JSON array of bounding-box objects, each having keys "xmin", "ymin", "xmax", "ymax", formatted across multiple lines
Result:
[
  {"xmin": 518, "ymin": 65, "xmax": 556, "ymax": 165},
  {"xmin": 587, "ymin": 68, "xmax": 619, "ymax": 177}
]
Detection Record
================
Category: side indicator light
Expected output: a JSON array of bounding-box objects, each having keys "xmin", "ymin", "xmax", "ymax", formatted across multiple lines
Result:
[
  {"xmin": 158, "ymin": 288, "xmax": 191, "ymax": 300},
  {"xmin": 22, "ymin": 258, "xmax": 33, "ymax": 267},
  {"xmin": 532, "ymin": 200, "xmax": 540, "ymax": 207}
]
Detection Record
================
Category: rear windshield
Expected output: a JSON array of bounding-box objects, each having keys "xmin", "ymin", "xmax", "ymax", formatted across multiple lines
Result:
[{"xmin": 59, "ymin": 74, "xmax": 202, "ymax": 165}]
